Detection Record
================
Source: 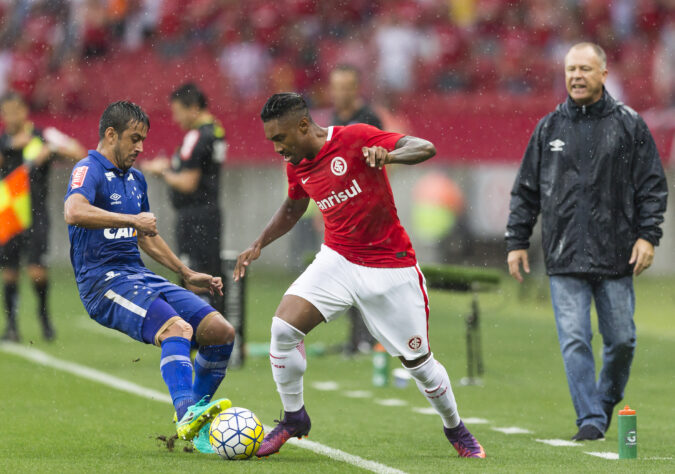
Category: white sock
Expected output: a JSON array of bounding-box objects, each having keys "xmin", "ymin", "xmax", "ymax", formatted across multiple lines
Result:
[
  {"xmin": 405, "ymin": 354, "xmax": 460, "ymax": 429},
  {"xmin": 270, "ymin": 316, "xmax": 307, "ymax": 412}
]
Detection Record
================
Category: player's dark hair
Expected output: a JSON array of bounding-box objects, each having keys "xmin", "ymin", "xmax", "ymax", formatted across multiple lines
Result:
[
  {"xmin": 260, "ymin": 92, "xmax": 311, "ymax": 122},
  {"xmin": 0, "ymin": 91, "xmax": 26, "ymax": 107},
  {"xmin": 98, "ymin": 101, "xmax": 150, "ymax": 140},
  {"xmin": 170, "ymin": 82, "xmax": 208, "ymax": 109}
]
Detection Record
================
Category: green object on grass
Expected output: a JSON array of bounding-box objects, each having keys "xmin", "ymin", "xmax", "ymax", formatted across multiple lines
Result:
[{"xmin": 420, "ymin": 264, "xmax": 501, "ymax": 292}]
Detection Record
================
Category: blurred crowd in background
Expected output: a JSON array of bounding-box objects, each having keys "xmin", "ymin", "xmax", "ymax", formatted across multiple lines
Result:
[{"xmin": 0, "ymin": 0, "xmax": 674, "ymax": 117}]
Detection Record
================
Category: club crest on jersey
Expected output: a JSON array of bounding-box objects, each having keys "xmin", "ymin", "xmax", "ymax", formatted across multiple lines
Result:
[
  {"xmin": 316, "ymin": 179, "xmax": 362, "ymax": 211},
  {"xmin": 330, "ymin": 156, "xmax": 347, "ymax": 176},
  {"xmin": 103, "ymin": 227, "xmax": 137, "ymax": 239}
]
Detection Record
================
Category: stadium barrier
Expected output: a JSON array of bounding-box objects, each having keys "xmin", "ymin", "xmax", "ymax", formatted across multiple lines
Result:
[{"xmin": 420, "ymin": 264, "xmax": 501, "ymax": 385}]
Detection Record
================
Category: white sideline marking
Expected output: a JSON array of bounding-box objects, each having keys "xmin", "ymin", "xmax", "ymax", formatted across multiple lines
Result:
[
  {"xmin": 463, "ymin": 417, "xmax": 490, "ymax": 424},
  {"xmin": 312, "ymin": 381, "xmax": 339, "ymax": 391},
  {"xmin": 491, "ymin": 426, "xmax": 533, "ymax": 434},
  {"xmin": 375, "ymin": 399, "xmax": 407, "ymax": 407},
  {"xmin": 0, "ymin": 342, "xmax": 171, "ymax": 402},
  {"xmin": 411, "ymin": 407, "xmax": 437, "ymax": 415},
  {"xmin": 0, "ymin": 342, "xmax": 406, "ymax": 474},
  {"xmin": 285, "ymin": 434, "xmax": 407, "ymax": 474},
  {"xmin": 536, "ymin": 439, "xmax": 581, "ymax": 447},
  {"xmin": 344, "ymin": 390, "xmax": 372, "ymax": 398},
  {"xmin": 585, "ymin": 451, "xmax": 619, "ymax": 460}
]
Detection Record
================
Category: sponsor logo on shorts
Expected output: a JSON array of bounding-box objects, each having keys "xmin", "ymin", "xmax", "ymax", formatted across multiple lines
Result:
[
  {"xmin": 71, "ymin": 166, "xmax": 88, "ymax": 188},
  {"xmin": 331, "ymin": 156, "xmax": 347, "ymax": 176},
  {"xmin": 316, "ymin": 179, "xmax": 362, "ymax": 211},
  {"xmin": 103, "ymin": 227, "xmax": 138, "ymax": 239},
  {"xmin": 408, "ymin": 336, "xmax": 423, "ymax": 351}
]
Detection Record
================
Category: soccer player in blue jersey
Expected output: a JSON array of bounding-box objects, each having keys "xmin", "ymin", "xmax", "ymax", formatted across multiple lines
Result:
[{"xmin": 63, "ymin": 101, "xmax": 234, "ymax": 453}]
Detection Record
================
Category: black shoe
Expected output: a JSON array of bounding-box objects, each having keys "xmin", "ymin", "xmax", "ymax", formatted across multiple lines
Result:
[
  {"xmin": 42, "ymin": 324, "xmax": 55, "ymax": 342},
  {"xmin": 1, "ymin": 327, "xmax": 20, "ymax": 343},
  {"xmin": 571, "ymin": 424, "xmax": 605, "ymax": 441}
]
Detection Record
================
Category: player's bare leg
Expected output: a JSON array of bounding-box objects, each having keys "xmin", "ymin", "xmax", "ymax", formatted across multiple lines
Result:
[
  {"xmin": 1, "ymin": 268, "xmax": 20, "ymax": 342},
  {"xmin": 401, "ymin": 354, "xmax": 485, "ymax": 458},
  {"xmin": 257, "ymin": 295, "xmax": 323, "ymax": 457},
  {"xmin": 27, "ymin": 264, "xmax": 54, "ymax": 341}
]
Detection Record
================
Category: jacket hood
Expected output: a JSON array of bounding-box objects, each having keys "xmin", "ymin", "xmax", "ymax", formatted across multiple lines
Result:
[{"xmin": 558, "ymin": 88, "xmax": 619, "ymax": 119}]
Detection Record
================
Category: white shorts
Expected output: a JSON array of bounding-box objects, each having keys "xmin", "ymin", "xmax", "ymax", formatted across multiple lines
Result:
[{"xmin": 285, "ymin": 245, "xmax": 430, "ymax": 360}]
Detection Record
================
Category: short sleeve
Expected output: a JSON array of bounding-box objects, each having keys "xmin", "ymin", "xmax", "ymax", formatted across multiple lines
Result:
[
  {"xmin": 286, "ymin": 163, "xmax": 309, "ymax": 200},
  {"xmin": 179, "ymin": 129, "xmax": 207, "ymax": 170},
  {"xmin": 65, "ymin": 162, "xmax": 99, "ymax": 203},
  {"xmin": 352, "ymin": 124, "xmax": 404, "ymax": 150}
]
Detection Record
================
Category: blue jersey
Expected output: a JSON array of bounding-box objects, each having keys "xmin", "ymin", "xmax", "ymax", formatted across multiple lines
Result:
[{"xmin": 65, "ymin": 150, "xmax": 149, "ymax": 295}]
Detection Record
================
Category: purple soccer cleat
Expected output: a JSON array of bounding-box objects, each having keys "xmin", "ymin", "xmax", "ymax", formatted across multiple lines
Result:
[
  {"xmin": 256, "ymin": 406, "xmax": 312, "ymax": 457},
  {"xmin": 444, "ymin": 421, "xmax": 486, "ymax": 458}
]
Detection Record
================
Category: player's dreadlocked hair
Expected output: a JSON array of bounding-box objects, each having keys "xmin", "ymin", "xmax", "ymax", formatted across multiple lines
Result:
[
  {"xmin": 99, "ymin": 101, "xmax": 150, "ymax": 139},
  {"xmin": 170, "ymin": 82, "xmax": 208, "ymax": 110},
  {"xmin": 260, "ymin": 92, "xmax": 311, "ymax": 122}
]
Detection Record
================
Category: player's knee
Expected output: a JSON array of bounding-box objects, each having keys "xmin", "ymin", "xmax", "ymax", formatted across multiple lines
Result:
[
  {"xmin": 271, "ymin": 316, "xmax": 305, "ymax": 351},
  {"xmin": 400, "ymin": 352, "xmax": 431, "ymax": 369},
  {"xmin": 158, "ymin": 318, "xmax": 193, "ymax": 343},
  {"xmin": 195, "ymin": 312, "xmax": 235, "ymax": 346}
]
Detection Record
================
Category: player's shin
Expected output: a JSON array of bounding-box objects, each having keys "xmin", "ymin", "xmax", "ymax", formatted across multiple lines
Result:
[
  {"xmin": 270, "ymin": 316, "xmax": 307, "ymax": 412},
  {"xmin": 405, "ymin": 354, "xmax": 460, "ymax": 429},
  {"xmin": 160, "ymin": 336, "xmax": 196, "ymax": 419},
  {"xmin": 192, "ymin": 342, "xmax": 234, "ymax": 401}
]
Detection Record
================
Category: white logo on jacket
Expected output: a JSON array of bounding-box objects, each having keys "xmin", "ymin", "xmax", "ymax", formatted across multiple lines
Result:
[{"xmin": 549, "ymin": 139, "xmax": 565, "ymax": 151}]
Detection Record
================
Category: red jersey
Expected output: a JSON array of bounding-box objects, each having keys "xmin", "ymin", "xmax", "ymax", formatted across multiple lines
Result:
[{"xmin": 286, "ymin": 124, "xmax": 416, "ymax": 268}]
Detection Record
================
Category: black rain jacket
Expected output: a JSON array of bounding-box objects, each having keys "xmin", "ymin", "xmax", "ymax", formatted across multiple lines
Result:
[{"xmin": 505, "ymin": 89, "xmax": 668, "ymax": 277}]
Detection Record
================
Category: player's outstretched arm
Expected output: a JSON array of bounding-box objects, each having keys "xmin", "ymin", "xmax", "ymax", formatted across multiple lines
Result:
[
  {"xmin": 138, "ymin": 232, "xmax": 223, "ymax": 295},
  {"xmin": 362, "ymin": 136, "xmax": 436, "ymax": 169},
  {"xmin": 233, "ymin": 197, "xmax": 309, "ymax": 281},
  {"xmin": 64, "ymin": 193, "xmax": 157, "ymax": 235}
]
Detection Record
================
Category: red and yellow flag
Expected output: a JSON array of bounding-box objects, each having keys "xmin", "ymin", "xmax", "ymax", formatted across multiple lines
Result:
[{"xmin": 0, "ymin": 165, "xmax": 31, "ymax": 245}]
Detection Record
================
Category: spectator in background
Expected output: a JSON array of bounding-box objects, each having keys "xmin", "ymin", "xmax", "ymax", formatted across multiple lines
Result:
[
  {"xmin": 329, "ymin": 64, "xmax": 382, "ymax": 356},
  {"xmin": 142, "ymin": 83, "xmax": 226, "ymax": 308},
  {"xmin": 0, "ymin": 91, "xmax": 85, "ymax": 342},
  {"xmin": 506, "ymin": 43, "xmax": 668, "ymax": 441},
  {"xmin": 330, "ymin": 64, "xmax": 382, "ymax": 129},
  {"xmin": 219, "ymin": 25, "xmax": 270, "ymax": 99}
]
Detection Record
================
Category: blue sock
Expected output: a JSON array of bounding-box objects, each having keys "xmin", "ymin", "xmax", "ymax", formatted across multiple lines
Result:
[
  {"xmin": 193, "ymin": 342, "xmax": 234, "ymax": 401},
  {"xmin": 160, "ymin": 336, "xmax": 195, "ymax": 419}
]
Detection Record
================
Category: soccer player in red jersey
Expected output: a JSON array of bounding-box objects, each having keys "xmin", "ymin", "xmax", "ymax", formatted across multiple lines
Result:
[{"xmin": 234, "ymin": 93, "xmax": 485, "ymax": 459}]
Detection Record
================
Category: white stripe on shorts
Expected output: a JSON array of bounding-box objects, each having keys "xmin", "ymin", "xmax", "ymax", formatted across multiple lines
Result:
[
  {"xmin": 160, "ymin": 354, "xmax": 192, "ymax": 369},
  {"xmin": 104, "ymin": 289, "xmax": 147, "ymax": 318}
]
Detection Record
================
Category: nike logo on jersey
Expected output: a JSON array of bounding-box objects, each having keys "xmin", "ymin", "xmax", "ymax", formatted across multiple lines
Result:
[
  {"xmin": 301, "ymin": 177, "xmax": 310, "ymax": 184},
  {"xmin": 316, "ymin": 179, "xmax": 362, "ymax": 211},
  {"xmin": 103, "ymin": 227, "xmax": 138, "ymax": 239}
]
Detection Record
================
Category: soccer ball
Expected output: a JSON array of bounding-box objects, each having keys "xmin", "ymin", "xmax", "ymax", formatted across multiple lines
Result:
[{"xmin": 209, "ymin": 407, "xmax": 265, "ymax": 460}]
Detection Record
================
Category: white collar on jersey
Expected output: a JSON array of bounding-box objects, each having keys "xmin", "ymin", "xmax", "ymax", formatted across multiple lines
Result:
[{"xmin": 326, "ymin": 126, "xmax": 334, "ymax": 141}]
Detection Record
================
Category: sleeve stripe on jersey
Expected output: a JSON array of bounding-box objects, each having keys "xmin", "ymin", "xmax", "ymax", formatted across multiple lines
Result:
[{"xmin": 104, "ymin": 289, "xmax": 147, "ymax": 317}]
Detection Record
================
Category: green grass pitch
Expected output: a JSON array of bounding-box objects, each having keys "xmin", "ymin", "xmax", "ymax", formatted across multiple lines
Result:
[{"xmin": 1, "ymin": 265, "xmax": 674, "ymax": 473}]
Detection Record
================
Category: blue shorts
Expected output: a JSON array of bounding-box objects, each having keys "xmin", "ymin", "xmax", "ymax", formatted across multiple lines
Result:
[{"xmin": 82, "ymin": 269, "xmax": 214, "ymax": 344}]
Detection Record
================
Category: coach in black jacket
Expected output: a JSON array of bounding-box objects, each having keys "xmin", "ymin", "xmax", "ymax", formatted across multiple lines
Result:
[{"xmin": 505, "ymin": 42, "xmax": 667, "ymax": 441}]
